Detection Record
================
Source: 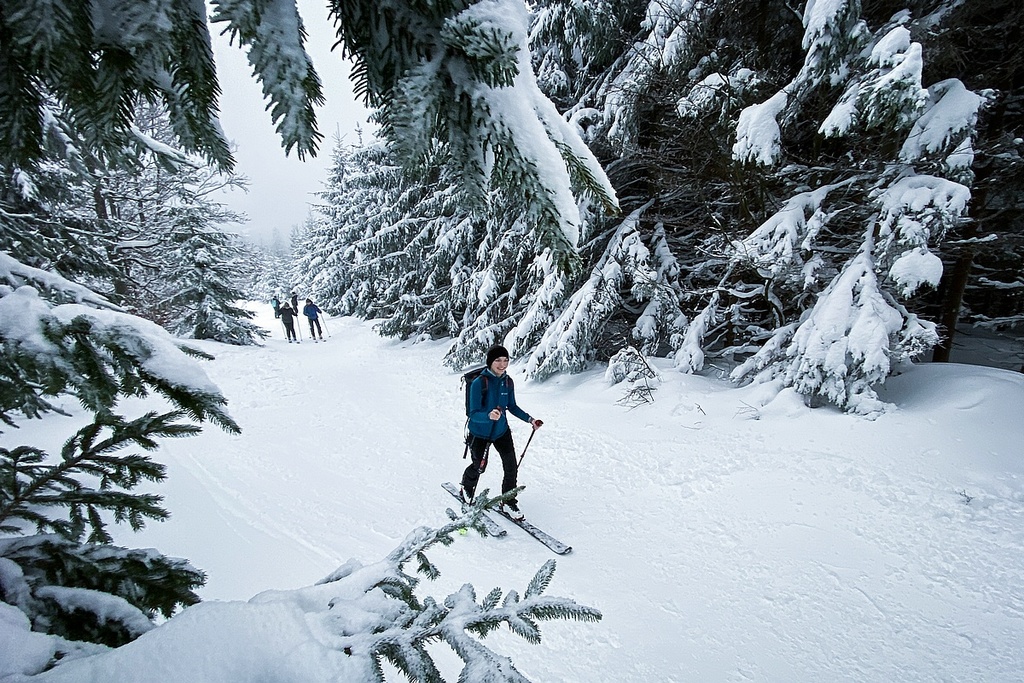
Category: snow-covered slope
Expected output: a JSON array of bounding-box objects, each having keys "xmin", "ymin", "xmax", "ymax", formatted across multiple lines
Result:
[{"xmin": 7, "ymin": 307, "xmax": 1024, "ymax": 682}]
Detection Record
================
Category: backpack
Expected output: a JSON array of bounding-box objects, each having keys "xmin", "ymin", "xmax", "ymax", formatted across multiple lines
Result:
[
  {"xmin": 461, "ymin": 366, "xmax": 514, "ymax": 416},
  {"xmin": 461, "ymin": 366, "xmax": 488, "ymax": 416}
]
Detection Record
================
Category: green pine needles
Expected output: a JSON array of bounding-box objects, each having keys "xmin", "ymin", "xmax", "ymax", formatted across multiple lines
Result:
[
  {"xmin": 0, "ymin": 258, "xmax": 239, "ymax": 653},
  {"xmin": 0, "ymin": 534, "xmax": 205, "ymax": 648},
  {"xmin": 0, "ymin": 410, "xmax": 212, "ymax": 652},
  {"xmin": 0, "ymin": 413, "xmax": 192, "ymax": 543},
  {"xmin": 315, "ymin": 489, "xmax": 602, "ymax": 683}
]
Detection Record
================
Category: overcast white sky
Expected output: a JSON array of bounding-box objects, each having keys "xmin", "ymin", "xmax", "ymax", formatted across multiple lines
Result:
[{"xmin": 209, "ymin": 1, "xmax": 373, "ymax": 247}]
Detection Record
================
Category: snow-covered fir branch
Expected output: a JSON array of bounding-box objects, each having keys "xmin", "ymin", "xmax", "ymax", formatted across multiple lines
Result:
[{"xmin": 5, "ymin": 497, "xmax": 601, "ymax": 681}]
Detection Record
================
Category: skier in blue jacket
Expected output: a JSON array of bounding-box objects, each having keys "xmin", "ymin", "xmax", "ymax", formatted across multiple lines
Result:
[
  {"xmin": 460, "ymin": 345, "xmax": 542, "ymax": 520},
  {"xmin": 302, "ymin": 299, "xmax": 324, "ymax": 340}
]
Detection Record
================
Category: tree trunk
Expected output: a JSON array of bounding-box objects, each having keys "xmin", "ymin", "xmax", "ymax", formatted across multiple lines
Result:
[
  {"xmin": 92, "ymin": 184, "xmax": 108, "ymax": 219},
  {"xmin": 94, "ymin": 182, "xmax": 131, "ymax": 303},
  {"xmin": 933, "ymin": 166, "xmax": 993, "ymax": 363},
  {"xmin": 932, "ymin": 246, "xmax": 975, "ymax": 362}
]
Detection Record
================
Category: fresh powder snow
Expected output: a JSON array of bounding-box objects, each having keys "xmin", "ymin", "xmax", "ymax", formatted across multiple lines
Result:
[{"xmin": 3, "ymin": 305, "xmax": 1023, "ymax": 681}]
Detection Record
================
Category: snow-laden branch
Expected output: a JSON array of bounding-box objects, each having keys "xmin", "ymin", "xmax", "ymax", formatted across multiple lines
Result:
[
  {"xmin": 731, "ymin": 230, "xmax": 939, "ymax": 416},
  {"xmin": 524, "ymin": 206, "xmax": 653, "ymax": 379},
  {"xmin": 388, "ymin": 0, "xmax": 618, "ymax": 254},
  {"xmin": 0, "ymin": 279, "xmax": 235, "ymax": 431},
  {"xmin": 0, "ymin": 251, "xmax": 116, "ymax": 310},
  {"xmin": 12, "ymin": 498, "xmax": 600, "ymax": 682}
]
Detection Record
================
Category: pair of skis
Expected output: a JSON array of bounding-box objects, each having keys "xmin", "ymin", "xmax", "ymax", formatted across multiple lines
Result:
[{"xmin": 441, "ymin": 482, "xmax": 571, "ymax": 555}]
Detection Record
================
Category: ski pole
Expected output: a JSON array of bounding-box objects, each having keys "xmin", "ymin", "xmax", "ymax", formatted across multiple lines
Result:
[
  {"xmin": 517, "ymin": 424, "xmax": 538, "ymax": 467},
  {"xmin": 280, "ymin": 319, "xmax": 288, "ymax": 341},
  {"xmin": 320, "ymin": 314, "xmax": 331, "ymax": 338}
]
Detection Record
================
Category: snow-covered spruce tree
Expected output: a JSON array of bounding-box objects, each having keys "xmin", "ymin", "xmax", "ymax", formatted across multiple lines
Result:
[
  {"xmin": 717, "ymin": 5, "xmax": 979, "ymax": 413},
  {"xmin": 302, "ymin": 140, "xmax": 407, "ymax": 318},
  {"xmin": 0, "ymin": 256, "xmax": 238, "ymax": 654},
  {"xmin": 108, "ymin": 111, "xmax": 266, "ymax": 346},
  {"xmin": 727, "ymin": 173, "xmax": 969, "ymax": 414},
  {"xmin": 160, "ymin": 222, "xmax": 267, "ymax": 345},
  {"xmin": 519, "ymin": 203, "xmax": 685, "ymax": 379},
  {"xmin": 525, "ymin": 0, "xmax": 1020, "ymax": 412},
  {"xmin": 301, "ymin": 133, "xmax": 567, "ymax": 370},
  {"xmin": 303, "ymin": 137, "xmax": 483, "ymax": 343},
  {"xmin": 295, "ymin": 136, "xmax": 379, "ymax": 317},
  {"xmin": 89, "ymin": 104, "xmax": 251, "ymax": 322}
]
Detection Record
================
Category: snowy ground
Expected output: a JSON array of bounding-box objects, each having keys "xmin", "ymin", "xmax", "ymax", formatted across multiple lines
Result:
[{"xmin": 8, "ymin": 306, "xmax": 1024, "ymax": 681}]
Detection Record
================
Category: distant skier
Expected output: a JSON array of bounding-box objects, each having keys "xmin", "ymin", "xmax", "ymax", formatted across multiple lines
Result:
[
  {"xmin": 271, "ymin": 295, "xmax": 281, "ymax": 319},
  {"xmin": 459, "ymin": 345, "xmax": 542, "ymax": 521},
  {"xmin": 303, "ymin": 299, "xmax": 324, "ymax": 341},
  {"xmin": 279, "ymin": 301, "xmax": 299, "ymax": 343},
  {"xmin": 290, "ymin": 292, "xmax": 299, "ymax": 312}
]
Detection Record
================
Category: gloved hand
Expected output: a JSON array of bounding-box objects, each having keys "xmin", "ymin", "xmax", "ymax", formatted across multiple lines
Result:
[{"xmin": 531, "ymin": 418, "xmax": 544, "ymax": 429}]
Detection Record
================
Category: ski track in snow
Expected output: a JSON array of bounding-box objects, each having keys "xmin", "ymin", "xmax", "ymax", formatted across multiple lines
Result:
[{"xmin": 113, "ymin": 311, "xmax": 1024, "ymax": 682}]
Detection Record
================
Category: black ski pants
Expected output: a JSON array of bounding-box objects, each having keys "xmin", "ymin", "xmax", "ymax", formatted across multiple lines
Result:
[
  {"xmin": 461, "ymin": 429, "xmax": 518, "ymax": 503},
  {"xmin": 308, "ymin": 317, "xmax": 322, "ymax": 338},
  {"xmin": 282, "ymin": 319, "xmax": 296, "ymax": 341}
]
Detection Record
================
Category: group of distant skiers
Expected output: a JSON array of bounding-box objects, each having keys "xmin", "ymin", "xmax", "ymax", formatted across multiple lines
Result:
[{"xmin": 270, "ymin": 292, "xmax": 324, "ymax": 343}]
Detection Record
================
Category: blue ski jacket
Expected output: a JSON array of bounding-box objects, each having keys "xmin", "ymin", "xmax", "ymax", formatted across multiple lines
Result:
[
  {"xmin": 467, "ymin": 368, "xmax": 532, "ymax": 440},
  {"xmin": 303, "ymin": 303, "xmax": 321, "ymax": 320}
]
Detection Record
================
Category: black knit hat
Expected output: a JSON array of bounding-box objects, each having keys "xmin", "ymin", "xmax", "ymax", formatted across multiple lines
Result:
[{"xmin": 486, "ymin": 345, "xmax": 510, "ymax": 368}]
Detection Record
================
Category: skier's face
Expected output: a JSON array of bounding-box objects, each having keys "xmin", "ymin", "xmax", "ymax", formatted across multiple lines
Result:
[{"xmin": 490, "ymin": 357, "xmax": 509, "ymax": 376}]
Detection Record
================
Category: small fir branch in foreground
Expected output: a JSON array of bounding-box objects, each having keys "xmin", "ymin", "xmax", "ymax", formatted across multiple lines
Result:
[
  {"xmin": 0, "ymin": 413, "xmax": 196, "ymax": 543},
  {"xmin": 315, "ymin": 491, "xmax": 602, "ymax": 682},
  {"xmin": 0, "ymin": 535, "xmax": 205, "ymax": 648}
]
